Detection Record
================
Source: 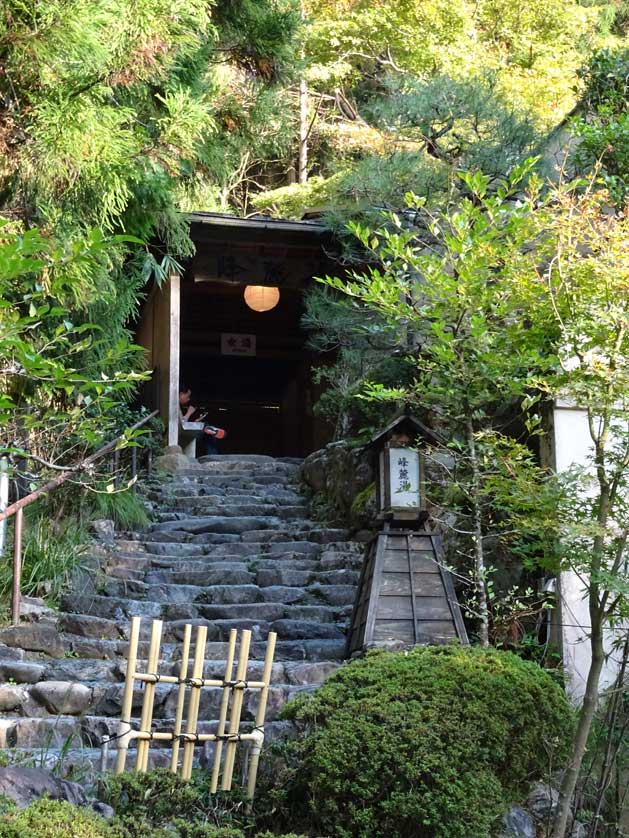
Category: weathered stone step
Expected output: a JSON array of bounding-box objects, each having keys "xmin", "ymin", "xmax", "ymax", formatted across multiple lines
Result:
[
  {"xmin": 165, "ymin": 475, "xmax": 297, "ymax": 488},
  {"xmin": 150, "ymin": 515, "xmax": 284, "ymax": 536},
  {"xmin": 191, "ymin": 602, "xmax": 342, "ymax": 623},
  {"xmin": 113, "ymin": 540, "xmax": 328, "ymax": 559},
  {"xmin": 241, "ymin": 528, "xmax": 351, "ymax": 544},
  {"xmin": 257, "ymin": 567, "xmax": 360, "ymax": 587},
  {"xmin": 60, "ymin": 594, "xmax": 162, "ymax": 621},
  {"xmin": 0, "ymin": 706, "xmax": 298, "ymax": 749},
  {"xmin": 154, "ymin": 487, "xmax": 304, "ymax": 502},
  {"xmin": 154, "ymin": 505, "xmax": 308, "ymax": 523},
  {"xmin": 165, "ymin": 494, "xmax": 307, "ymax": 508},
  {"xmin": 58, "ymin": 628, "xmax": 348, "ymax": 660}
]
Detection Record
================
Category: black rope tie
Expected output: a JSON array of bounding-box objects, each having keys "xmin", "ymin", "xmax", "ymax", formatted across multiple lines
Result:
[
  {"xmin": 224, "ymin": 679, "xmax": 249, "ymax": 689},
  {"xmin": 147, "ymin": 673, "xmax": 160, "ymax": 684}
]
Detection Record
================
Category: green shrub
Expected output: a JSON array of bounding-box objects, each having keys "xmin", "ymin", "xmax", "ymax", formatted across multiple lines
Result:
[
  {"xmin": 101, "ymin": 769, "xmax": 250, "ymax": 836},
  {"xmin": 0, "ymin": 513, "xmax": 88, "ymax": 607},
  {"xmin": 87, "ymin": 487, "xmax": 149, "ymax": 529},
  {"xmin": 261, "ymin": 646, "xmax": 574, "ymax": 838},
  {"xmin": 0, "ymin": 798, "xmax": 114, "ymax": 838}
]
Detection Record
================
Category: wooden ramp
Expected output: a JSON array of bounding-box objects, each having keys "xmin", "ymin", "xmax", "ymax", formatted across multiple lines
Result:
[{"xmin": 347, "ymin": 529, "xmax": 468, "ymax": 655}]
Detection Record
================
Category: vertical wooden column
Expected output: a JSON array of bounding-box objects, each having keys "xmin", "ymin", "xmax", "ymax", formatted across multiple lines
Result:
[{"xmin": 167, "ymin": 273, "xmax": 181, "ymax": 448}]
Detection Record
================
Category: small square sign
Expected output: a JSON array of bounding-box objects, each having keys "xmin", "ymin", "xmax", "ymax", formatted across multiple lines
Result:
[{"xmin": 221, "ymin": 333, "xmax": 256, "ymax": 357}]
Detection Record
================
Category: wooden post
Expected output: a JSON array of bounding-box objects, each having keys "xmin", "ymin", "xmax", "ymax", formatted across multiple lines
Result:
[
  {"xmin": 170, "ymin": 623, "xmax": 192, "ymax": 773},
  {"xmin": 221, "ymin": 629, "xmax": 251, "ymax": 791},
  {"xmin": 155, "ymin": 273, "xmax": 181, "ymax": 449},
  {"xmin": 11, "ymin": 508, "xmax": 23, "ymax": 626},
  {"xmin": 181, "ymin": 625, "xmax": 208, "ymax": 780},
  {"xmin": 131, "ymin": 446, "xmax": 137, "ymax": 492},
  {"xmin": 210, "ymin": 629, "xmax": 237, "ymax": 793},
  {"xmin": 136, "ymin": 619, "xmax": 163, "ymax": 772},
  {"xmin": 246, "ymin": 631, "xmax": 277, "ymax": 799},
  {"xmin": 116, "ymin": 616, "xmax": 141, "ymax": 774},
  {"xmin": 0, "ymin": 457, "xmax": 8, "ymax": 558},
  {"xmin": 113, "ymin": 450, "xmax": 121, "ymax": 488}
]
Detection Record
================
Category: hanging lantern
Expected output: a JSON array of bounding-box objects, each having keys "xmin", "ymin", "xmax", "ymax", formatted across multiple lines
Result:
[{"xmin": 244, "ymin": 285, "xmax": 280, "ymax": 312}]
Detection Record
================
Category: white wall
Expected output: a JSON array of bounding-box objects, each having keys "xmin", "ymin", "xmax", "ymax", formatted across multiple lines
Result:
[{"xmin": 552, "ymin": 402, "xmax": 625, "ymax": 701}]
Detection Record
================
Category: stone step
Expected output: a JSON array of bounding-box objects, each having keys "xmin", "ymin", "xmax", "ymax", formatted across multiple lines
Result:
[
  {"xmin": 240, "ymin": 528, "xmax": 351, "ymax": 544},
  {"xmin": 165, "ymin": 494, "xmax": 308, "ymax": 508},
  {"xmin": 113, "ymin": 540, "xmax": 327, "ymax": 559},
  {"xmin": 60, "ymin": 633, "xmax": 347, "ymax": 662},
  {"xmin": 0, "ymin": 705, "xmax": 300, "ymax": 749},
  {"xmin": 165, "ymin": 475, "xmax": 297, "ymax": 488},
  {"xmin": 150, "ymin": 515, "xmax": 285, "ymax": 536},
  {"xmin": 154, "ymin": 505, "xmax": 308, "ymax": 522},
  {"xmin": 257, "ymin": 567, "xmax": 360, "ymax": 588},
  {"xmin": 154, "ymin": 488, "xmax": 304, "ymax": 502},
  {"xmin": 0, "ymin": 654, "xmax": 337, "ymax": 721},
  {"xmin": 0, "ymin": 452, "xmax": 364, "ymax": 762}
]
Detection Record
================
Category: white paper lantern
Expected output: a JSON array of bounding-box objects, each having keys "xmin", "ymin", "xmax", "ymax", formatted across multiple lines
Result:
[{"xmin": 244, "ymin": 285, "xmax": 280, "ymax": 312}]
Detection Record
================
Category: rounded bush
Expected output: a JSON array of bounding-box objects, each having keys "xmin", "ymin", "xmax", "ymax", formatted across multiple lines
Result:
[
  {"xmin": 276, "ymin": 646, "xmax": 574, "ymax": 838},
  {"xmin": 0, "ymin": 798, "xmax": 113, "ymax": 838}
]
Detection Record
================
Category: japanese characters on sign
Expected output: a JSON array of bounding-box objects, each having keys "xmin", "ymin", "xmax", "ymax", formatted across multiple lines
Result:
[
  {"xmin": 220, "ymin": 333, "xmax": 256, "ymax": 357},
  {"xmin": 388, "ymin": 447, "xmax": 420, "ymax": 508}
]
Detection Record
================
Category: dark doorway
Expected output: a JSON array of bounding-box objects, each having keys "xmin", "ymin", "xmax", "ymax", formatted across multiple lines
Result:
[
  {"xmin": 180, "ymin": 279, "xmax": 314, "ymax": 457},
  {"xmin": 175, "ymin": 213, "xmax": 338, "ymax": 458}
]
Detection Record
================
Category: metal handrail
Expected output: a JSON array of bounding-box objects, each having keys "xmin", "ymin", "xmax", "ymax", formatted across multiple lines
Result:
[{"xmin": 0, "ymin": 409, "xmax": 159, "ymax": 624}]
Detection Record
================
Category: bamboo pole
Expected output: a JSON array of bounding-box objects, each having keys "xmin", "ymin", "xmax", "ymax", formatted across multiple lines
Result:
[
  {"xmin": 246, "ymin": 631, "xmax": 277, "ymax": 800},
  {"xmin": 170, "ymin": 623, "xmax": 192, "ymax": 773},
  {"xmin": 210, "ymin": 629, "xmax": 237, "ymax": 793},
  {"xmin": 123, "ymin": 730, "xmax": 261, "ymax": 743},
  {"xmin": 181, "ymin": 624, "xmax": 207, "ymax": 780},
  {"xmin": 221, "ymin": 629, "xmax": 251, "ymax": 791},
  {"xmin": 136, "ymin": 619, "xmax": 163, "ymax": 772},
  {"xmin": 116, "ymin": 616, "xmax": 141, "ymax": 774},
  {"xmin": 131, "ymin": 672, "xmax": 266, "ymax": 689}
]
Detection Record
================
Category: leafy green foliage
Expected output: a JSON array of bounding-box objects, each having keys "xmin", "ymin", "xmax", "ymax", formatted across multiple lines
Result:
[
  {"xmin": 0, "ymin": 512, "xmax": 88, "ymax": 607},
  {"xmin": 321, "ymin": 163, "xmax": 562, "ymax": 642},
  {"xmin": 302, "ymin": 286, "xmax": 412, "ymax": 438},
  {"xmin": 0, "ymin": 798, "xmax": 114, "ymax": 838},
  {"xmin": 571, "ymin": 49, "xmax": 629, "ymax": 203},
  {"xmin": 0, "ymin": 222, "xmax": 147, "ymax": 471},
  {"xmin": 259, "ymin": 646, "xmax": 574, "ymax": 838},
  {"xmin": 101, "ymin": 769, "xmax": 252, "ymax": 836}
]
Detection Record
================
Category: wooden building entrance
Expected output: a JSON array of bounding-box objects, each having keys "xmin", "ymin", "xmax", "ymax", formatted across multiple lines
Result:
[{"xmin": 136, "ymin": 213, "xmax": 337, "ymax": 458}]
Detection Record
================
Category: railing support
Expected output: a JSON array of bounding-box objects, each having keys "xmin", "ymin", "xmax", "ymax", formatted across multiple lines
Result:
[
  {"xmin": 0, "ymin": 458, "xmax": 8, "ymax": 557},
  {"xmin": 12, "ymin": 507, "xmax": 23, "ymax": 626}
]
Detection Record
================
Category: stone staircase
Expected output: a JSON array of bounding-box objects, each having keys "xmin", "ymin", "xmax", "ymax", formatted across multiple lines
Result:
[{"xmin": 0, "ymin": 455, "xmax": 363, "ymax": 778}]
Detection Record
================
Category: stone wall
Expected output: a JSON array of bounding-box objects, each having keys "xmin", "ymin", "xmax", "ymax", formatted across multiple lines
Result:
[{"xmin": 301, "ymin": 440, "xmax": 376, "ymax": 532}]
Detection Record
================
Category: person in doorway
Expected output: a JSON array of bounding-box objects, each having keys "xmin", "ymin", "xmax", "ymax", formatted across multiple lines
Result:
[{"xmin": 179, "ymin": 384, "xmax": 226, "ymax": 456}]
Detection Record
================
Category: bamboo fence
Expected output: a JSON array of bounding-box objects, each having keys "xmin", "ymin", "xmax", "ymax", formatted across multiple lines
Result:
[{"xmin": 111, "ymin": 617, "xmax": 277, "ymax": 799}]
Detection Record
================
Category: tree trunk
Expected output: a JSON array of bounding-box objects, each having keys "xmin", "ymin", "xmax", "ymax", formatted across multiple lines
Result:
[
  {"xmin": 552, "ymin": 625, "xmax": 605, "ymax": 837},
  {"xmin": 466, "ymin": 417, "xmax": 489, "ymax": 646},
  {"xmin": 298, "ymin": 76, "xmax": 308, "ymax": 184},
  {"xmin": 588, "ymin": 632, "xmax": 629, "ymax": 837}
]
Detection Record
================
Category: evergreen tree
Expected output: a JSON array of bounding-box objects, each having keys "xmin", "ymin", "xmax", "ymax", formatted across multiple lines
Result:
[{"xmin": 0, "ymin": 0, "xmax": 299, "ymax": 469}]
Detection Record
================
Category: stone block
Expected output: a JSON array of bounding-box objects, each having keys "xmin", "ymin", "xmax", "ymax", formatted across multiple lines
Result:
[
  {"xmin": 30, "ymin": 681, "xmax": 93, "ymax": 715},
  {"xmin": 0, "ymin": 624, "xmax": 64, "ymax": 659},
  {"xmin": 0, "ymin": 661, "xmax": 45, "ymax": 684},
  {"xmin": 0, "ymin": 766, "xmax": 87, "ymax": 808},
  {"xmin": 0, "ymin": 685, "xmax": 28, "ymax": 711},
  {"xmin": 59, "ymin": 613, "xmax": 124, "ymax": 640},
  {"xmin": 269, "ymin": 619, "xmax": 345, "ymax": 640}
]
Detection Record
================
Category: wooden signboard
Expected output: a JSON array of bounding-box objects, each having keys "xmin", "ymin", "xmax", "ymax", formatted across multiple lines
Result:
[{"xmin": 347, "ymin": 529, "xmax": 469, "ymax": 655}]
